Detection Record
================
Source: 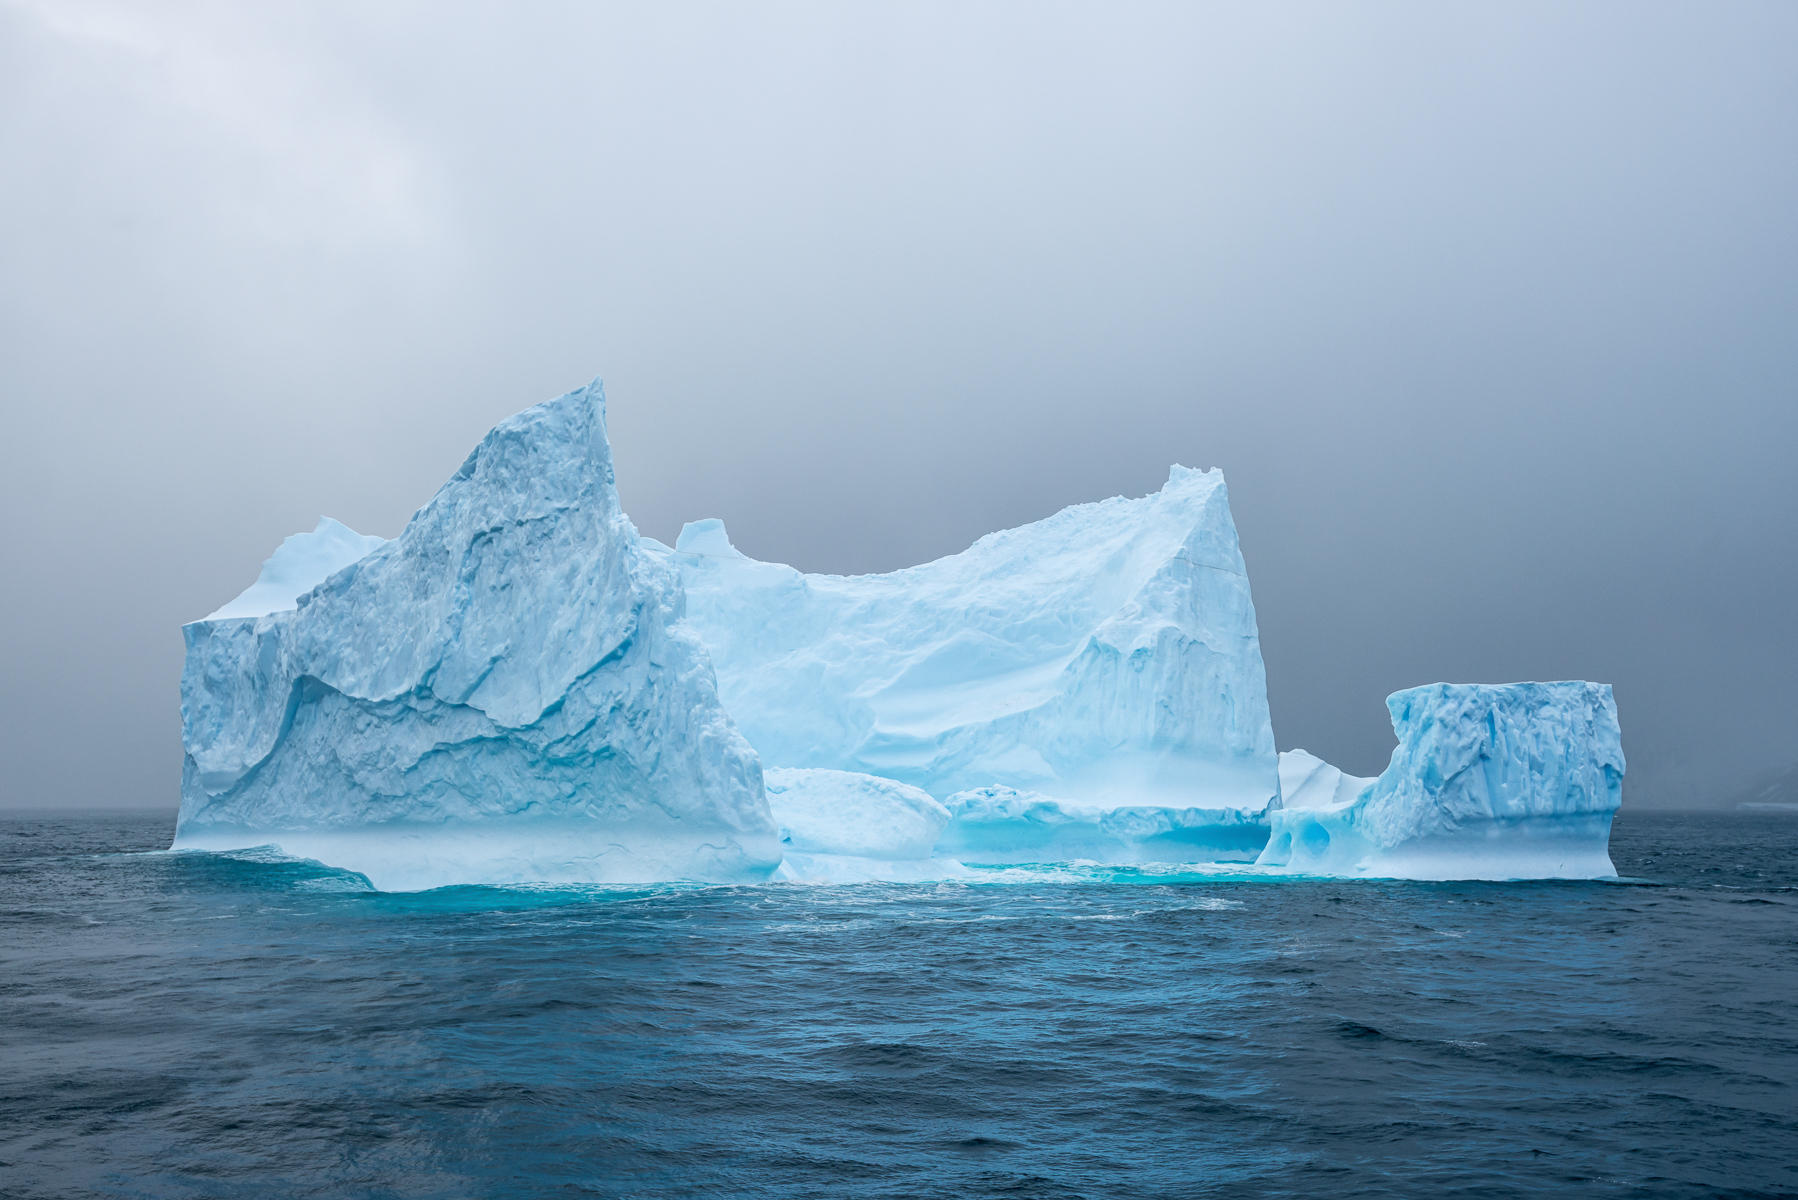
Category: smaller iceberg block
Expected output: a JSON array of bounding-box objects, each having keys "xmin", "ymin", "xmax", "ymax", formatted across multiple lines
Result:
[
  {"xmin": 1257, "ymin": 683, "xmax": 1624, "ymax": 879},
  {"xmin": 767, "ymin": 767, "xmax": 951, "ymax": 860}
]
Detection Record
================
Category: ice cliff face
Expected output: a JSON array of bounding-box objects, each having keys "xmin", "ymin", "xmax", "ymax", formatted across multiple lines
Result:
[
  {"xmin": 174, "ymin": 381, "xmax": 779, "ymax": 890},
  {"xmin": 1257, "ymin": 683, "xmax": 1625, "ymax": 879},
  {"xmin": 652, "ymin": 465, "xmax": 1279, "ymax": 812}
]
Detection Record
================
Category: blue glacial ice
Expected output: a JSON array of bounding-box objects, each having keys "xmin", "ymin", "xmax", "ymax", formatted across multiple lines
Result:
[
  {"xmin": 173, "ymin": 381, "xmax": 779, "ymax": 890},
  {"xmin": 176, "ymin": 378, "xmax": 1628, "ymax": 887},
  {"xmin": 648, "ymin": 466, "xmax": 1291, "ymax": 873},
  {"xmin": 652, "ymin": 465, "xmax": 1279, "ymax": 811},
  {"xmin": 1255, "ymin": 683, "xmax": 1625, "ymax": 879}
]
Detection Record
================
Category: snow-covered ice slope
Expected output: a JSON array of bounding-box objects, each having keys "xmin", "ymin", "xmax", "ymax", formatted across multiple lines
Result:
[
  {"xmin": 174, "ymin": 381, "xmax": 779, "ymax": 890},
  {"xmin": 1257, "ymin": 683, "xmax": 1625, "ymax": 879},
  {"xmin": 205, "ymin": 518, "xmax": 389, "ymax": 621},
  {"xmin": 654, "ymin": 466, "xmax": 1279, "ymax": 812}
]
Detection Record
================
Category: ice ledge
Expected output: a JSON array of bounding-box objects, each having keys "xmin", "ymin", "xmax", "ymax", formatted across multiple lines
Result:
[{"xmin": 674, "ymin": 517, "xmax": 746, "ymax": 559}]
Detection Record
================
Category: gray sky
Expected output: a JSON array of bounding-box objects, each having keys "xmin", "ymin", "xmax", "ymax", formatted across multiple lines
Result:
[{"xmin": 2, "ymin": 0, "xmax": 1794, "ymax": 811}]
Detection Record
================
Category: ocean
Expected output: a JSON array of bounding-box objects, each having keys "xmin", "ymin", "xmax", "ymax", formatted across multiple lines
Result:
[{"xmin": 1, "ymin": 810, "xmax": 1793, "ymax": 1199}]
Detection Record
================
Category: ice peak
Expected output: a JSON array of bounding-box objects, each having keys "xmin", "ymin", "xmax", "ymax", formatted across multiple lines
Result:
[
  {"xmin": 440, "ymin": 377, "xmax": 613, "ymax": 507},
  {"xmin": 202, "ymin": 516, "xmax": 387, "ymax": 623}
]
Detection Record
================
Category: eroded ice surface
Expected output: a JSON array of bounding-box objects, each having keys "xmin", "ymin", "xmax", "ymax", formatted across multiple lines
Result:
[
  {"xmin": 175, "ymin": 381, "xmax": 779, "ymax": 890},
  {"xmin": 654, "ymin": 467, "xmax": 1279, "ymax": 812},
  {"xmin": 1257, "ymin": 683, "xmax": 1625, "ymax": 879}
]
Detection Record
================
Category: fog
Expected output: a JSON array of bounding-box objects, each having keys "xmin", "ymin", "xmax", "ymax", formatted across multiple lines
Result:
[{"xmin": 3, "ymin": 0, "xmax": 1794, "ymax": 809}]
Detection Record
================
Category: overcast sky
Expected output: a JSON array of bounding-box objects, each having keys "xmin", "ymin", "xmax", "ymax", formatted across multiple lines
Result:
[{"xmin": 2, "ymin": 0, "xmax": 1794, "ymax": 811}]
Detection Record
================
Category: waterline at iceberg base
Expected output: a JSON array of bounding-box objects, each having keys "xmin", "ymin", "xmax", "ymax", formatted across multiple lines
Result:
[{"xmin": 174, "ymin": 379, "xmax": 1624, "ymax": 889}]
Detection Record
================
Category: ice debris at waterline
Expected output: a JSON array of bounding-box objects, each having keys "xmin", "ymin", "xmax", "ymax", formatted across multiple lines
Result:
[{"xmin": 175, "ymin": 378, "xmax": 1626, "ymax": 888}]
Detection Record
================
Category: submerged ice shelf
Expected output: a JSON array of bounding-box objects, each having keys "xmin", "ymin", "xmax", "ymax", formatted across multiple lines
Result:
[{"xmin": 176, "ymin": 378, "xmax": 1626, "ymax": 888}]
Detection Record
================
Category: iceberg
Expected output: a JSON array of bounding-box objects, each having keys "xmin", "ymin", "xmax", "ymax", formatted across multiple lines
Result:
[
  {"xmin": 1256, "ymin": 683, "xmax": 1625, "ymax": 879},
  {"xmin": 652, "ymin": 465, "xmax": 1279, "ymax": 812},
  {"xmin": 174, "ymin": 381, "xmax": 780, "ymax": 890},
  {"xmin": 176, "ymin": 374, "xmax": 1627, "ymax": 887}
]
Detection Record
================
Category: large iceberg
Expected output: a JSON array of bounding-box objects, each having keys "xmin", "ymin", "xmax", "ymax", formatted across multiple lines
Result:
[
  {"xmin": 176, "ymin": 376, "xmax": 1627, "ymax": 887},
  {"xmin": 174, "ymin": 381, "xmax": 779, "ymax": 890},
  {"xmin": 1256, "ymin": 683, "xmax": 1625, "ymax": 879}
]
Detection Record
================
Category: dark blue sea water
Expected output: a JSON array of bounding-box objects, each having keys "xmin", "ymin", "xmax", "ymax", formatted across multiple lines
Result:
[{"xmin": 1, "ymin": 811, "xmax": 1794, "ymax": 1199}]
